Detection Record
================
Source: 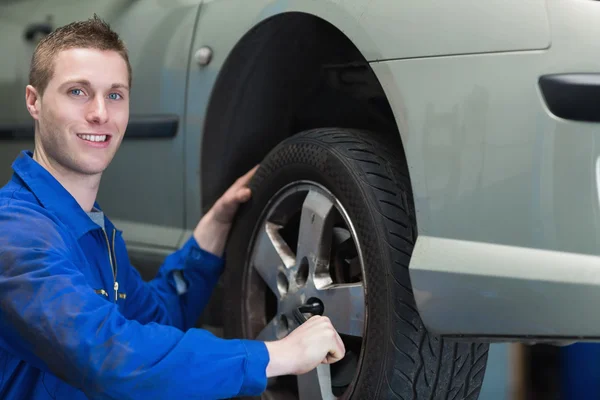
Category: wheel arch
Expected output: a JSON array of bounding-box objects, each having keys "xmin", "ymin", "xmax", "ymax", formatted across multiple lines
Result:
[{"xmin": 200, "ymin": 11, "xmax": 413, "ymax": 214}]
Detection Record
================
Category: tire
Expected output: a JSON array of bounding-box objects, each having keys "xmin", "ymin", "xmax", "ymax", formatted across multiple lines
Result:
[{"xmin": 222, "ymin": 128, "xmax": 489, "ymax": 400}]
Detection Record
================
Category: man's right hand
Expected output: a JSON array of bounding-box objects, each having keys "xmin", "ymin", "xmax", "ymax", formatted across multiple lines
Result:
[{"xmin": 264, "ymin": 315, "xmax": 346, "ymax": 377}]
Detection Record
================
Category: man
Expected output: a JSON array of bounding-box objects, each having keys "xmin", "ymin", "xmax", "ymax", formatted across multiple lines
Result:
[{"xmin": 0, "ymin": 15, "xmax": 345, "ymax": 399}]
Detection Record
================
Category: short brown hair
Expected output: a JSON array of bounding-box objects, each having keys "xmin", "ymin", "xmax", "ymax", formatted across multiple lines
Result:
[{"xmin": 29, "ymin": 14, "xmax": 132, "ymax": 96}]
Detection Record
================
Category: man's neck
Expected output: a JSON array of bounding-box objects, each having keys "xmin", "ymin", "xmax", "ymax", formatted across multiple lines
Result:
[{"xmin": 32, "ymin": 151, "xmax": 101, "ymax": 213}]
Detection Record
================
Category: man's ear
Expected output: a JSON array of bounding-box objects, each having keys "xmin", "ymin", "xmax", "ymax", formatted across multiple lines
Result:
[{"xmin": 25, "ymin": 85, "xmax": 41, "ymax": 120}]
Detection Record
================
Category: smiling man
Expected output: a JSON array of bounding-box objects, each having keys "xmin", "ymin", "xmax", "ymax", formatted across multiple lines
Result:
[
  {"xmin": 28, "ymin": 46, "xmax": 130, "ymax": 209},
  {"xmin": 0, "ymin": 15, "xmax": 344, "ymax": 400}
]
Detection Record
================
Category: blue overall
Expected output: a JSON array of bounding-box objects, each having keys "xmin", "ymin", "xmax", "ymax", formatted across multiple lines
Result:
[{"xmin": 0, "ymin": 151, "xmax": 269, "ymax": 399}]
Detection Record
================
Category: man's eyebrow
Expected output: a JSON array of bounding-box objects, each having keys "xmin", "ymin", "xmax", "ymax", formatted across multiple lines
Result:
[
  {"xmin": 111, "ymin": 83, "xmax": 129, "ymax": 90},
  {"xmin": 60, "ymin": 79, "xmax": 92, "ymax": 87},
  {"xmin": 59, "ymin": 80, "xmax": 129, "ymax": 90}
]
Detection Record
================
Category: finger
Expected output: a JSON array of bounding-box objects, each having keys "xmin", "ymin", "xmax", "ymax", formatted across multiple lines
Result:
[
  {"xmin": 325, "ymin": 347, "xmax": 344, "ymax": 364},
  {"xmin": 304, "ymin": 315, "xmax": 325, "ymax": 327},
  {"xmin": 223, "ymin": 165, "xmax": 260, "ymax": 201},
  {"xmin": 302, "ymin": 315, "xmax": 318, "ymax": 325},
  {"xmin": 333, "ymin": 331, "xmax": 345, "ymax": 355},
  {"xmin": 236, "ymin": 188, "xmax": 252, "ymax": 202},
  {"xmin": 314, "ymin": 321, "xmax": 344, "ymax": 363},
  {"xmin": 235, "ymin": 165, "xmax": 260, "ymax": 188},
  {"xmin": 331, "ymin": 335, "xmax": 346, "ymax": 361},
  {"xmin": 219, "ymin": 191, "xmax": 239, "ymax": 208},
  {"xmin": 248, "ymin": 164, "xmax": 260, "ymax": 176},
  {"xmin": 325, "ymin": 325, "xmax": 345, "ymax": 362}
]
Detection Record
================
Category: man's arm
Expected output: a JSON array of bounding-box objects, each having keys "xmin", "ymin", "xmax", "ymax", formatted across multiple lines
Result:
[
  {"xmin": 119, "ymin": 232, "xmax": 224, "ymax": 331},
  {"xmin": 118, "ymin": 167, "xmax": 256, "ymax": 330},
  {"xmin": 0, "ymin": 205, "xmax": 268, "ymax": 399}
]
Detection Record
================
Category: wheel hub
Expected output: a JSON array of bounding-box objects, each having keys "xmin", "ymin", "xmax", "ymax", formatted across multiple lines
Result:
[
  {"xmin": 245, "ymin": 181, "xmax": 368, "ymax": 399},
  {"xmin": 274, "ymin": 259, "xmax": 329, "ymax": 329}
]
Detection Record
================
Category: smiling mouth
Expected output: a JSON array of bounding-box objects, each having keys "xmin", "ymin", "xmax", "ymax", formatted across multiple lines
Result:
[{"xmin": 77, "ymin": 134, "xmax": 109, "ymax": 143}]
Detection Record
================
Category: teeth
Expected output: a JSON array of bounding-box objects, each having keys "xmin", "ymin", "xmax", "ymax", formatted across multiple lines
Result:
[{"xmin": 78, "ymin": 134, "xmax": 107, "ymax": 142}]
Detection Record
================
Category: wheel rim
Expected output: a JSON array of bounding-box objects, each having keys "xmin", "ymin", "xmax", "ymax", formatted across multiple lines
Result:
[{"xmin": 244, "ymin": 181, "xmax": 368, "ymax": 400}]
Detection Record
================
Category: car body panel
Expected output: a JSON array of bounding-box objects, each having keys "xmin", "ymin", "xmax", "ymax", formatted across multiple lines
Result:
[
  {"xmin": 0, "ymin": 0, "xmax": 44, "ymax": 182},
  {"xmin": 182, "ymin": 0, "xmax": 551, "ymax": 234},
  {"xmin": 194, "ymin": 0, "xmax": 550, "ymax": 63},
  {"xmin": 377, "ymin": 0, "xmax": 600, "ymax": 337},
  {"xmin": 329, "ymin": 0, "xmax": 551, "ymax": 60},
  {"xmin": 410, "ymin": 236, "xmax": 600, "ymax": 338},
  {"xmin": 0, "ymin": 0, "xmax": 41, "ymax": 127}
]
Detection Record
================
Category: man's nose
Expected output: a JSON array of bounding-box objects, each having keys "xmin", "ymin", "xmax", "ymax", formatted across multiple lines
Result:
[{"xmin": 86, "ymin": 96, "xmax": 109, "ymax": 124}]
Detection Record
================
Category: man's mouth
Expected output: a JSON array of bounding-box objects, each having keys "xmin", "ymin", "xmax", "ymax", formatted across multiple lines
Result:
[{"xmin": 77, "ymin": 134, "xmax": 109, "ymax": 143}]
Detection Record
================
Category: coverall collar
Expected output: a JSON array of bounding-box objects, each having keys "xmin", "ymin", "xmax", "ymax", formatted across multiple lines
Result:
[{"xmin": 11, "ymin": 150, "xmax": 107, "ymax": 239}]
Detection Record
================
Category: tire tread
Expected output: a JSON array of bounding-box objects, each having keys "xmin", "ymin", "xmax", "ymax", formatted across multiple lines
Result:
[
  {"xmin": 223, "ymin": 127, "xmax": 489, "ymax": 400},
  {"xmin": 298, "ymin": 128, "xmax": 489, "ymax": 400}
]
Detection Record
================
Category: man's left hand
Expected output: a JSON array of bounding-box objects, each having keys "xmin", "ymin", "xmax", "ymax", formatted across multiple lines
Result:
[{"xmin": 192, "ymin": 165, "xmax": 259, "ymax": 256}]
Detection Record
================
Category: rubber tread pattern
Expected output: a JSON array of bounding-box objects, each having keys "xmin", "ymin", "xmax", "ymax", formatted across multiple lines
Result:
[{"xmin": 223, "ymin": 128, "xmax": 489, "ymax": 399}]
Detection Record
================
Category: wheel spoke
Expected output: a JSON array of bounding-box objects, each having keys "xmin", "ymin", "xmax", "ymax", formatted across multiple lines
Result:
[
  {"xmin": 296, "ymin": 190, "xmax": 335, "ymax": 269},
  {"xmin": 265, "ymin": 222, "xmax": 296, "ymax": 269},
  {"xmin": 253, "ymin": 222, "xmax": 295, "ymax": 297},
  {"xmin": 320, "ymin": 283, "xmax": 365, "ymax": 337},
  {"xmin": 297, "ymin": 365, "xmax": 335, "ymax": 400},
  {"xmin": 256, "ymin": 317, "xmax": 283, "ymax": 341}
]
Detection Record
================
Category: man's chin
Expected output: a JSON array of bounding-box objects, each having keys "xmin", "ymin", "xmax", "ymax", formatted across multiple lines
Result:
[
  {"xmin": 80, "ymin": 167, "xmax": 108, "ymax": 176},
  {"xmin": 76, "ymin": 157, "xmax": 112, "ymax": 176}
]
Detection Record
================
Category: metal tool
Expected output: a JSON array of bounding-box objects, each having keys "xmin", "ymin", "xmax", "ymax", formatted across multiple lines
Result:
[{"xmin": 293, "ymin": 297, "xmax": 324, "ymax": 325}]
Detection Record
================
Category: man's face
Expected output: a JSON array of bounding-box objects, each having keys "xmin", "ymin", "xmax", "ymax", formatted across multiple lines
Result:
[{"xmin": 27, "ymin": 48, "xmax": 130, "ymax": 176}]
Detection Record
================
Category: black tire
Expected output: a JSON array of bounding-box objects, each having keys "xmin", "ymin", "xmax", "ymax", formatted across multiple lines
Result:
[{"xmin": 222, "ymin": 128, "xmax": 489, "ymax": 400}]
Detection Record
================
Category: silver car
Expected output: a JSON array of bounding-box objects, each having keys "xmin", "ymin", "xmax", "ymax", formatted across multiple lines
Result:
[{"xmin": 1, "ymin": 0, "xmax": 598, "ymax": 398}]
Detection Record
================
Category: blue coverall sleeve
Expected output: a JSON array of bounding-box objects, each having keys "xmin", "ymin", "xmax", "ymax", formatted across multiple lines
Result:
[
  {"xmin": 120, "ymin": 235, "xmax": 223, "ymax": 331},
  {"xmin": 0, "ymin": 206, "xmax": 269, "ymax": 399}
]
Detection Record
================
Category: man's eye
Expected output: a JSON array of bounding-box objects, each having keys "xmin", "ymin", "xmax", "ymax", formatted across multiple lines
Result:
[
  {"xmin": 108, "ymin": 93, "xmax": 122, "ymax": 100},
  {"xmin": 70, "ymin": 89, "xmax": 83, "ymax": 96}
]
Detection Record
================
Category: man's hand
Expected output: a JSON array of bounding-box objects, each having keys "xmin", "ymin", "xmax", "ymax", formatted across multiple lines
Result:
[
  {"xmin": 208, "ymin": 165, "xmax": 259, "ymax": 225},
  {"xmin": 264, "ymin": 316, "xmax": 346, "ymax": 377},
  {"xmin": 193, "ymin": 165, "xmax": 259, "ymax": 256}
]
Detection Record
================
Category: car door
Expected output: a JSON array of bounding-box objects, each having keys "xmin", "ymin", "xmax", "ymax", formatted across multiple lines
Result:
[
  {"xmin": 1, "ymin": 0, "xmax": 203, "ymax": 266},
  {"xmin": 0, "ymin": 0, "xmax": 44, "ymax": 182}
]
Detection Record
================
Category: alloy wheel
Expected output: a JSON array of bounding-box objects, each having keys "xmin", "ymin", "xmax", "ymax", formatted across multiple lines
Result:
[{"xmin": 244, "ymin": 181, "xmax": 367, "ymax": 400}]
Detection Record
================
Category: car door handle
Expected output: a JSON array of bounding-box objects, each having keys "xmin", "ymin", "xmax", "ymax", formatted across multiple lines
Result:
[
  {"xmin": 24, "ymin": 22, "xmax": 53, "ymax": 42},
  {"xmin": 539, "ymin": 73, "xmax": 600, "ymax": 123}
]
